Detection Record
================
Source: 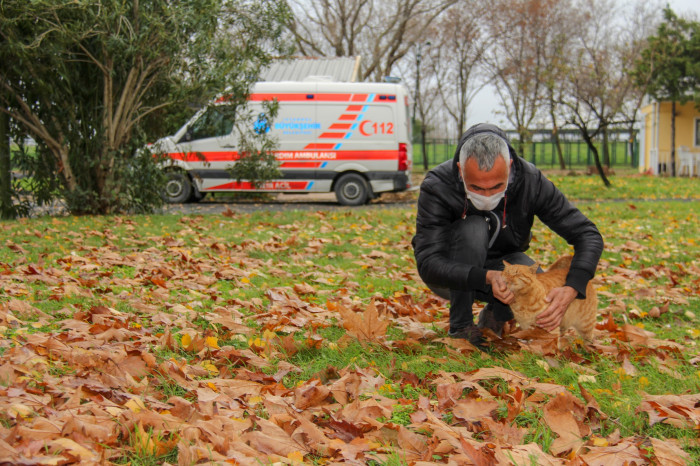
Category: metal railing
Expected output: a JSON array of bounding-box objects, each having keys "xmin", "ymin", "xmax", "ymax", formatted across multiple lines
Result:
[{"xmin": 413, "ymin": 133, "xmax": 639, "ymax": 171}]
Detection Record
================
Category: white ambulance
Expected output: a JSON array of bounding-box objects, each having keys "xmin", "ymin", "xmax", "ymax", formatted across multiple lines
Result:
[{"xmin": 153, "ymin": 80, "xmax": 413, "ymax": 205}]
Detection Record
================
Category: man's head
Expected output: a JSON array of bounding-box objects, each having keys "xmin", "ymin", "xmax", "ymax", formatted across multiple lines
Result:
[{"xmin": 456, "ymin": 132, "xmax": 512, "ymax": 210}]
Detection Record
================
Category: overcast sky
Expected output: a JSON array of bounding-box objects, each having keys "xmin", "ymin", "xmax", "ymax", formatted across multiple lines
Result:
[{"xmin": 467, "ymin": 0, "xmax": 699, "ymax": 130}]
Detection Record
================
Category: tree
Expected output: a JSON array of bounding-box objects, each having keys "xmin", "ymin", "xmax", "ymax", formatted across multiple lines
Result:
[
  {"xmin": 287, "ymin": 0, "xmax": 455, "ymax": 81},
  {"xmin": 538, "ymin": 0, "xmax": 582, "ymax": 170},
  {"xmin": 0, "ymin": 0, "xmax": 290, "ymax": 215},
  {"xmin": 633, "ymin": 7, "xmax": 700, "ymax": 176},
  {"xmin": 0, "ymin": 109, "xmax": 10, "ymax": 219},
  {"xmin": 426, "ymin": 1, "xmax": 491, "ymax": 138},
  {"xmin": 560, "ymin": 0, "xmax": 658, "ymax": 186},
  {"xmin": 484, "ymin": 0, "xmax": 567, "ymax": 157}
]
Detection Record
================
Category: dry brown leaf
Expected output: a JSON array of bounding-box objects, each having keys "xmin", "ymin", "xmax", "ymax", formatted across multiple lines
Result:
[
  {"xmin": 579, "ymin": 440, "xmax": 646, "ymax": 465},
  {"xmin": 336, "ymin": 301, "xmax": 388, "ymax": 343},
  {"xmin": 649, "ymin": 437, "xmax": 691, "ymax": 465},
  {"xmin": 542, "ymin": 392, "xmax": 589, "ymax": 456}
]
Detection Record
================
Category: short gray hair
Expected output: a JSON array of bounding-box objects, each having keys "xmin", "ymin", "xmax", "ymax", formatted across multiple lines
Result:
[{"xmin": 459, "ymin": 133, "xmax": 510, "ymax": 170}]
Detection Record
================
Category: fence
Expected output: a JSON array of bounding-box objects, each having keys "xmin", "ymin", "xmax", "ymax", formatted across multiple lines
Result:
[{"xmin": 413, "ymin": 131, "xmax": 639, "ymax": 171}]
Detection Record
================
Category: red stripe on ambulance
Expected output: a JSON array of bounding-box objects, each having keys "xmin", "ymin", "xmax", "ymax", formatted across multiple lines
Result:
[
  {"xmin": 329, "ymin": 123, "xmax": 353, "ymax": 130},
  {"xmin": 206, "ymin": 180, "xmax": 311, "ymax": 191},
  {"xmin": 279, "ymin": 162, "xmax": 323, "ymax": 168},
  {"xmin": 319, "ymin": 132, "xmax": 347, "ymax": 138}
]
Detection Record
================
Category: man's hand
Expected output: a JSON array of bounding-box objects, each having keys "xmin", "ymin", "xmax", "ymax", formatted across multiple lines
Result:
[
  {"xmin": 536, "ymin": 286, "xmax": 578, "ymax": 331},
  {"xmin": 486, "ymin": 270, "xmax": 514, "ymax": 305}
]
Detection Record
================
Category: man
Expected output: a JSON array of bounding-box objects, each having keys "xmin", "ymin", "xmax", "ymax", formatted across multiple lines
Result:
[{"xmin": 412, "ymin": 123, "xmax": 603, "ymax": 347}]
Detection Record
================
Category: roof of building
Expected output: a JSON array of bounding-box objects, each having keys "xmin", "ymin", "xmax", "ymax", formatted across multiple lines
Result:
[{"xmin": 259, "ymin": 56, "xmax": 362, "ymax": 82}]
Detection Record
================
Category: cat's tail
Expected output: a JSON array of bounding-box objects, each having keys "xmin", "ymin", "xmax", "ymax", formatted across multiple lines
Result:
[{"xmin": 548, "ymin": 255, "xmax": 573, "ymax": 271}]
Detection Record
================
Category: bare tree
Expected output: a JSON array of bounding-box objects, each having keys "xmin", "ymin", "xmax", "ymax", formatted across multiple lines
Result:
[
  {"xmin": 560, "ymin": 0, "xmax": 660, "ymax": 185},
  {"xmin": 484, "ymin": 0, "xmax": 567, "ymax": 156},
  {"xmin": 539, "ymin": 0, "xmax": 583, "ymax": 169},
  {"xmin": 288, "ymin": 0, "xmax": 456, "ymax": 81},
  {"xmin": 427, "ymin": 1, "xmax": 491, "ymax": 138}
]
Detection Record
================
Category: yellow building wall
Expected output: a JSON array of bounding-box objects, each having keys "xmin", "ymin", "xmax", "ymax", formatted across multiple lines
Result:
[{"xmin": 640, "ymin": 101, "xmax": 700, "ymax": 173}]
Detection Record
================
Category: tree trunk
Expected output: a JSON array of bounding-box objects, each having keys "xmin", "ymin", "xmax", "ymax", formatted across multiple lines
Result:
[
  {"xmin": 602, "ymin": 127, "xmax": 610, "ymax": 168},
  {"xmin": 550, "ymin": 110, "xmax": 565, "ymax": 169},
  {"xmin": 0, "ymin": 110, "xmax": 12, "ymax": 219},
  {"xmin": 421, "ymin": 124, "xmax": 428, "ymax": 170},
  {"xmin": 581, "ymin": 130, "xmax": 611, "ymax": 187},
  {"xmin": 671, "ymin": 100, "xmax": 676, "ymax": 176}
]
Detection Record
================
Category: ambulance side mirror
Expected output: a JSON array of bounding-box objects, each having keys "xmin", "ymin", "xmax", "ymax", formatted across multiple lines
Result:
[{"xmin": 180, "ymin": 129, "xmax": 193, "ymax": 143}]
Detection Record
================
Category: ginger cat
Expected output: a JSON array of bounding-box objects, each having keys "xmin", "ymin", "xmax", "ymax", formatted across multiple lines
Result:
[{"xmin": 501, "ymin": 256, "xmax": 597, "ymax": 341}]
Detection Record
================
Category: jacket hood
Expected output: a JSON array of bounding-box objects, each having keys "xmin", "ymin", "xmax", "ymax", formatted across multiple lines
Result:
[{"xmin": 451, "ymin": 123, "xmax": 519, "ymax": 178}]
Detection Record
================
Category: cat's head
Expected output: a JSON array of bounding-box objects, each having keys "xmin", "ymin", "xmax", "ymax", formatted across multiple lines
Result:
[{"xmin": 501, "ymin": 261, "xmax": 539, "ymax": 292}]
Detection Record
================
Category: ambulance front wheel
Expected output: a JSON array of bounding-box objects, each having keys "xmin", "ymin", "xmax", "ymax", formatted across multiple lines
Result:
[
  {"xmin": 162, "ymin": 171, "xmax": 192, "ymax": 204},
  {"xmin": 335, "ymin": 173, "xmax": 370, "ymax": 206}
]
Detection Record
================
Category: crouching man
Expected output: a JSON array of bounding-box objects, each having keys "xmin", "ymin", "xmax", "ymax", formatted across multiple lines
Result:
[{"xmin": 411, "ymin": 124, "xmax": 603, "ymax": 348}]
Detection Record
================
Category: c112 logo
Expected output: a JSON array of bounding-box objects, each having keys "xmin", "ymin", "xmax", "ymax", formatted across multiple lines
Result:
[
  {"xmin": 254, "ymin": 113, "xmax": 271, "ymax": 134},
  {"xmin": 359, "ymin": 120, "xmax": 394, "ymax": 136}
]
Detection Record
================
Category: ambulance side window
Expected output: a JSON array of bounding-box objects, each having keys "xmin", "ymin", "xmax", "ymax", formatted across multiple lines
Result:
[{"xmin": 187, "ymin": 106, "xmax": 235, "ymax": 141}]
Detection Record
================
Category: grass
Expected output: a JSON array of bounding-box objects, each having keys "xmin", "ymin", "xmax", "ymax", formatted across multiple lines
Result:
[
  {"xmin": 0, "ymin": 174, "xmax": 698, "ymax": 463},
  {"xmin": 413, "ymin": 139, "xmax": 635, "ymax": 170}
]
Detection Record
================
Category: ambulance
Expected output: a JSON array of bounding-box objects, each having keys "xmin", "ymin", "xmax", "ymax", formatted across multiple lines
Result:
[{"xmin": 153, "ymin": 80, "xmax": 413, "ymax": 205}]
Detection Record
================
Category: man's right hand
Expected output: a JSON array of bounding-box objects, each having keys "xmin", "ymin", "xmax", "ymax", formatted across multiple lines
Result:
[{"xmin": 486, "ymin": 270, "xmax": 514, "ymax": 305}]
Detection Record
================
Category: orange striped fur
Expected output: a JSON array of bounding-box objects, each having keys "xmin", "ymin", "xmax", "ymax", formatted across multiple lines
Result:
[{"xmin": 501, "ymin": 256, "xmax": 597, "ymax": 341}]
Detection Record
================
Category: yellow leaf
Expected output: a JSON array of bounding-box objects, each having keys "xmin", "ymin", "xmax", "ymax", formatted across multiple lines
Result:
[
  {"xmin": 578, "ymin": 375, "xmax": 596, "ymax": 383},
  {"xmin": 124, "ymin": 397, "xmax": 146, "ymax": 413},
  {"xmin": 591, "ymin": 437, "xmax": 609, "ymax": 447},
  {"xmin": 180, "ymin": 333, "xmax": 192, "ymax": 349},
  {"xmin": 241, "ymin": 277, "xmax": 250, "ymax": 284},
  {"xmin": 249, "ymin": 395, "xmax": 263, "ymax": 404},
  {"xmin": 105, "ymin": 407, "xmax": 122, "ymax": 417},
  {"xmin": 207, "ymin": 382, "xmax": 218, "ymax": 392},
  {"xmin": 202, "ymin": 362, "xmax": 219, "ymax": 376},
  {"xmin": 8, "ymin": 403, "xmax": 33, "ymax": 418},
  {"xmin": 205, "ymin": 336, "xmax": 220, "ymax": 349},
  {"xmin": 50, "ymin": 438, "xmax": 96, "ymax": 460},
  {"xmin": 287, "ymin": 451, "xmax": 305, "ymax": 464}
]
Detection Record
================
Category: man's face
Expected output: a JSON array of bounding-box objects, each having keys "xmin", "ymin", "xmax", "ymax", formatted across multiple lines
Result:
[{"xmin": 458, "ymin": 155, "xmax": 510, "ymax": 196}]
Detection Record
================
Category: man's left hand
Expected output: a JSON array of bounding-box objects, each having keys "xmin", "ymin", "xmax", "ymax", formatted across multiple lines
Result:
[{"xmin": 536, "ymin": 286, "xmax": 578, "ymax": 331}]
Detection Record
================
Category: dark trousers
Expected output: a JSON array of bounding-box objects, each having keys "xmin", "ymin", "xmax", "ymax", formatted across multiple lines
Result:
[{"xmin": 426, "ymin": 216, "xmax": 537, "ymax": 332}]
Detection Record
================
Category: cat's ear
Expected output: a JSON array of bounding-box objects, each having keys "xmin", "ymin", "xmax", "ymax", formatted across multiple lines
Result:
[
  {"xmin": 503, "ymin": 260, "xmax": 512, "ymax": 267},
  {"xmin": 529, "ymin": 263, "xmax": 539, "ymax": 273}
]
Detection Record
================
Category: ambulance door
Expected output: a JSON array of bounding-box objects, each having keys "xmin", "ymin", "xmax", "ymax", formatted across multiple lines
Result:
[
  {"xmin": 271, "ymin": 96, "xmax": 321, "ymax": 192},
  {"xmin": 174, "ymin": 104, "xmax": 237, "ymax": 192}
]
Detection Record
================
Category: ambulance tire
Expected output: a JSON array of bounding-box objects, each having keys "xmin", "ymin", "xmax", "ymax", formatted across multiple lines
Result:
[
  {"xmin": 334, "ymin": 173, "xmax": 370, "ymax": 206},
  {"xmin": 162, "ymin": 171, "xmax": 192, "ymax": 204}
]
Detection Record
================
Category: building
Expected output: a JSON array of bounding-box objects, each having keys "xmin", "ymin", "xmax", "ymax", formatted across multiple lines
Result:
[{"xmin": 639, "ymin": 100, "xmax": 700, "ymax": 175}]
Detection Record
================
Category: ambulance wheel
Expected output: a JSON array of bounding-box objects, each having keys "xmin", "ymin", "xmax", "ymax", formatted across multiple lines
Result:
[
  {"xmin": 335, "ymin": 173, "xmax": 370, "ymax": 206},
  {"xmin": 162, "ymin": 171, "xmax": 192, "ymax": 204}
]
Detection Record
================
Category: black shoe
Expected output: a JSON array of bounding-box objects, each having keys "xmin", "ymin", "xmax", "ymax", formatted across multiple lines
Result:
[
  {"xmin": 477, "ymin": 304, "xmax": 505, "ymax": 337},
  {"xmin": 448, "ymin": 325, "xmax": 487, "ymax": 349}
]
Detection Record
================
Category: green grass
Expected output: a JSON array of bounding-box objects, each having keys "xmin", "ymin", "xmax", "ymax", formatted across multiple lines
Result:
[
  {"xmin": 412, "ymin": 140, "xmax": 635, "ymax": 170},
  {"xmin": 0, "ymin": 174, "xmax": 697, "ymax": 464}
]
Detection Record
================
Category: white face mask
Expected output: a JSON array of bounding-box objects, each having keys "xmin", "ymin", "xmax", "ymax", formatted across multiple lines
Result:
[{"xmin": 463, "ymin": 179, "xmax": 507, "ymax": 211}]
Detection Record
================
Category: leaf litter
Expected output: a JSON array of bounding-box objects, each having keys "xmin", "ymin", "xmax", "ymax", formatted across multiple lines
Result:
[{"xmin": 0, "ymin": 207, "xmax": 697, "ymax": 464}]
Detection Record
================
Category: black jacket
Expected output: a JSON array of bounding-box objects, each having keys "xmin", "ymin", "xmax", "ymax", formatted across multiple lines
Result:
[{"xmin": 411, "ymin": 124, "xmax": 603, "ymax": 298}]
